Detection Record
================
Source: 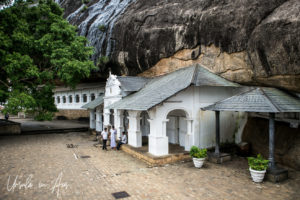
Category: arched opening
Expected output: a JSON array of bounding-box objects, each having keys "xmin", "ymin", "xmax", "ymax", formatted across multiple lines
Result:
[
  {"xmin": 83, "ymin": 94, "xmax": 87, "ymax": 102},
  {"xmin": 75, "ymin": 95, "xmax": 80, "ymax": 103},
  {"xmin": 69, "ymin": 95, "xmax": 72, "ymax": 103},
  {"xmin": 167, "ymin": 109, "xmax": 187, "ymax": 150},
  {"xmin": 140, "ymin": 111, "xmax": 150, "ymax": 146},
  {"xmin": 91, "ymin": 93, "xmax": 95, "ymax": 101},
  {"xmin": 56, "ymin": 96, "xmax": 60, "ymax": 104},
  {"xmin": 63, "ymin": 96, "xmax": 66, "ymax": 103}
]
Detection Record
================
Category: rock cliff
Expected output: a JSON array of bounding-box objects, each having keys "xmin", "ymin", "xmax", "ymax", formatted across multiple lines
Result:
[{"xmin": 58, "ymin": 0, "xmax": 300, "ymax": 92}]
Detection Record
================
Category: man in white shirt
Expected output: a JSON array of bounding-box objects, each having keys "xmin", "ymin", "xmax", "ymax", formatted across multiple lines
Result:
[
  {"xmin": 117, "ymin": 131, "xmax": 127, "ymax": 150},
  {"xmin": 101, "ymin": 127, "xmax": 108, "ymax": 150}
]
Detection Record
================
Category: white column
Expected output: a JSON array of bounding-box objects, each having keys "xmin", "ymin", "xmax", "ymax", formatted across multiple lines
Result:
[
  {"xmin": 90, "ymin": 110, "xmax": 96, "ymax": 129},
  {"xmin": 185, "ymin": 118, "xmax": 193, "ymax": 151},
  {"xmin": 127, "ymin": 111, "xmax": 142, "ymax": 147},
  {"xmin": 103, "ymin": 109, "xmax": 110, "ymax": 127},
  {"xmin": 96, "ymin": 109, "xmax": 103, "ymax": 132},
  {"xmin": 114, "ymin": 109, "xmax": 123, "ymax": 139},
  {"xmin": 148, "ymin": 117, "xmax": 169, "ymax": 156}
]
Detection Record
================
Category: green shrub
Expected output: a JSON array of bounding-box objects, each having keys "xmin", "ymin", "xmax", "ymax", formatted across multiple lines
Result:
[
  {"xmin": 190, "ymin": 146, "xmax": 207, "ymax": 158},
  {"xmin": 248, "ymin": 154, "xmax": 269, "ymax": 171},
  {"xmin": 98, "ymin": 25, "xmax": 106, "ymax": 32},
  {"xmin": 81, "ymin": 5, "xmax": 88, "ymax": 13},
  {"xmin": 34, "ymin": 111, "xmax": 54, "ymax": 121},
  {"xmin": 97, "ymin": 56, "xmax": 109, "ymax": 66},
  {"xmin": 82, "ymin": 0, "xmax": 89, "ymax": 4}
]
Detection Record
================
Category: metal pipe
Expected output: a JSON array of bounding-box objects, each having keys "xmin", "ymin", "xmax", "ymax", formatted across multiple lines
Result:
[
  {"xmin": 215, "ymin": 111, "xmax": 220, "ymax": 156},
  {"xmin": 269, "ymin": 113, "xmax": 276, "ymax": 169}
]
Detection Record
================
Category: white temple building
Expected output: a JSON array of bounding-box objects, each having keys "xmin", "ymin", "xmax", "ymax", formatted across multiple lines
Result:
[
  {"xmin": 83, "ymin": 64, "xmax": 248, "ymax": 156},
  {"xmin": 53, "ymin": 83, "xmax": 105, "ymax": 119}
]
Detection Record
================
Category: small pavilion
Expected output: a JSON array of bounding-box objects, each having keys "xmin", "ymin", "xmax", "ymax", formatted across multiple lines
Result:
[{"xmin": 202, "ymin": 87, "xmax": 300, "ymax": 182}]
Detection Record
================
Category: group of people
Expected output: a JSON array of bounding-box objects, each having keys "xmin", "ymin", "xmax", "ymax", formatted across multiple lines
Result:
[{"xmin": 99, "ymin": 126, "xmax": 127, "ymax": 151}]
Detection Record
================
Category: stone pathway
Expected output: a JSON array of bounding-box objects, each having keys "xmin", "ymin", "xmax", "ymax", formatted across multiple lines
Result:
[{"xmin": 0, "ymin": 132, "xmax": 299, "ymax": 200}]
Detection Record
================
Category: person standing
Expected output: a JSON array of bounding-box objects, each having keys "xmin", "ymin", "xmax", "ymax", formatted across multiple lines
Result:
[
  {"xmin": 5, "ymin": 113, "xmax": 9, "ymax": 121},
  {"xmin": 117, "ymin": 131, "xmax": 127, "ymax": 150},
  {"xmin": 110, "ymin": 126, "xmax": 117, "ymax": 150},
  {"xmin": 101, "ymin": 127, "xmax": 108, "ymax": 150}
]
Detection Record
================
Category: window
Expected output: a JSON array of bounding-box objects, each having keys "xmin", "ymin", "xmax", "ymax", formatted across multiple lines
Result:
[
  {"xmin": 69, "ymin": 95, "xmax": 72, "ymax": 103},
  {"xmin": 63, "ymin": 96, "xmax": 66, "ymax": 103},
  {"xmin": 76, "ymin": 95, "xmax": 80, "ymax": 103},
  {"xmin": 83, "ymin": 94, "xmax": 87, "ymax": 102},
  {"xmin": 57, "ymin": 96, "xmax": 60, "ymax": 104},
  {"xmin": 91, "ymin": 93, "xmax": 95, "ymax": 101}
]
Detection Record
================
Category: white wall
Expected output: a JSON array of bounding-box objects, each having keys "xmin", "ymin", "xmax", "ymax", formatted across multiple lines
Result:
[
  {"xmin": 149, "ymin": 86, "xmax": 247, "ymax": 152},
  {"xmin": 54, "ymin": 87, "xmax": 104, "ymax": 110}
]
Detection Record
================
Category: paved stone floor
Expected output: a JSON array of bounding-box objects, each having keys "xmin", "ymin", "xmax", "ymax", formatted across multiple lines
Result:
[{"xmin": 0, "ymin": 132, "xmax": 299, "ymax": 200}]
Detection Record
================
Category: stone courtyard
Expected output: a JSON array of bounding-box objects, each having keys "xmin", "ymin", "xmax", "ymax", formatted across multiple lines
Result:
[{"xmin": 0, "ymin": 132, "xmax": 299, "ymax": 200}]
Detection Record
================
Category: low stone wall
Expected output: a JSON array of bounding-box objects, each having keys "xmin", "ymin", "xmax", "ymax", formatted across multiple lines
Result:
[
  {"xmin": 242, "ymin": 117, "xmax": 300, "ymax": 170},
  {"xmin": 55, "ymin": 109, "xmax": 89, "ymax": 120},
  {"xmin": 0, "ymin": 120, "xmax": 21, "ymax": 135},
  {"xmin": 121, "ymin": 145, "xmax": 191, "ymax": 166}
]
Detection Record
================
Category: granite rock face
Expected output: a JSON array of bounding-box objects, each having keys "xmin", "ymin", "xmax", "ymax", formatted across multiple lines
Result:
[{"xmin": 60, "ymin": 0, "xmax": 300, "ymax": 92}]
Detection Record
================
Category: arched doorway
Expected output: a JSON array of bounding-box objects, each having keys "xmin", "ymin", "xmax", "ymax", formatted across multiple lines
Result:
[
  {"xmin": 140, "ymin": 111, "xmax": 150, "ymax": 146},
  {"xmin": 167, "ymin": 109, "xmax": 187, "ymax": 148}
]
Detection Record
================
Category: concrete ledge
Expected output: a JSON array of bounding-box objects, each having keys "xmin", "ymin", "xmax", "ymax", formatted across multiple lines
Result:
[
  {"xmin": 0, "ymin": 120, "xmax": 21, "ymax": 135},
  {"xmin": 21, "ymin": 127, "xmax": 89, "ymax": 135},
  {"xmin": 208, "ymin": 152, "xmax": 231, "ymax": 164},
  {"xmin": 266, "ymin": 168, "xmax": 288, "ymax": 183},
  {"xmin": 121, "ymin": 144, "xmax": 191, "ymax": 166}
]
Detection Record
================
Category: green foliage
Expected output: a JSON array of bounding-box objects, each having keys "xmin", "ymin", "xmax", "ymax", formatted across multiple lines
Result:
[
  {"xmin": 189, "ymin": 146, "xmax": 207, "ymax": 158},
  {"xmin": 98, "ymin": 25, "xmax": 106, "ymax": 32},
  {"xmin": 0, "ymin": 0, "xmax": 95, "ymax": 120},
  {"xmin": 34, "ymin": 111, "xmax": 54, "ymax": 121},
  {"xmin": 248, "ymin": 154, "xmax": 269, "ymax": 171},
  {"xmin": 97, "ymin": 56, "xmax": 109, "ymax": 65},
  {"xmin": 81, "ymin": 0, "xmax": 89, "ymax": 4},
  {"xmin": 81, "ymin": 5, "xmax": 88, "ymax": 12}
]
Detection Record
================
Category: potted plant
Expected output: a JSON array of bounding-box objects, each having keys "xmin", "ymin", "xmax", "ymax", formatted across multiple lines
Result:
[
  {"xmin": 190, "ymin": 146, "xmax": 207, "ymax": 168},
  {"xmin": 248, "ymin": 154, "xmax": 269, "ymax": 183}
]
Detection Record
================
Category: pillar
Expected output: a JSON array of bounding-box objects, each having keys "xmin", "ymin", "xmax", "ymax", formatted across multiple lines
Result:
[
  {"xmin": 215, "ymin": 111, "xmax": 220, "ymax": 156},
  {"xmin": 103, "ymin": 109, "xmax": 110, "ymax": 127},
  {"xmin": 90, "ymin": 109, "xmax": 96, "ymax": 129},
  {"xmin": 96, "ymin": 109, "xmax": 103, "ymax": 132},
  {"xmin": 185, "ymin": 118, "xmax": 193, "ymax": 151},
  {"xmin": 148, "ymin": 117, "xmax": 169, "ymax": 156},
  {"xmin": 268, "ymin": 113, "xmax": 276, "ymax": 169},
  {"xmin": 114, "ymin": 109, "xmax": 123, "ymax": 139},
  {"xmin": 127, "ymin": 111, "xmax": 142, "ymax": 147}
]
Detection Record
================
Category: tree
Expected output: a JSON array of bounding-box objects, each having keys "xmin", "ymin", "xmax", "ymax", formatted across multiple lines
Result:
[{"xmin": 0, "ymin": 0, "xmax": 95, "ymax": 120}]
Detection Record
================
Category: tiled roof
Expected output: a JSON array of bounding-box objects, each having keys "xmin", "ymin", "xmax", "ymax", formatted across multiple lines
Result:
[
  {"xmin": 202, "ymin": 87, "xmax": 300, "ymax": 113},
  {"xmin": 117, "ymin": 76, "xmax": 150, "ymax": 92},
  {"xmin": 193, "ymin": 66, "xmax": 239, "ymax": 87},
  {"xmin": 107, "ymin": 64, "xmax": 239, "ymax": 110},
  {"xmin": 81, "ymin": 94, "xmax": 104, "ymax": 110},
  {"xmin": 54, "ymin": 82, "xmax": 105, "ymax": 92}
]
